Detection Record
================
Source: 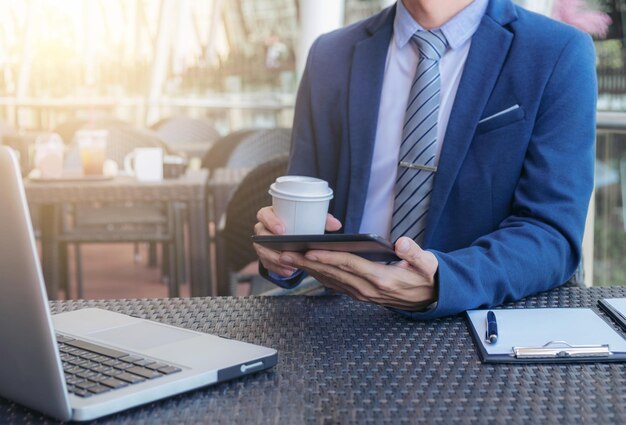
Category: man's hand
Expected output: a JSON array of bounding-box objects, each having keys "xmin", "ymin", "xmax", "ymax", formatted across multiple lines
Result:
[
  {"xmin": 253, "ymin": 206, "xmax": 342, "ymax": 277},
  {"xmin": 277, "ymin": 236, "xmax": 439, "ymax": 310}
]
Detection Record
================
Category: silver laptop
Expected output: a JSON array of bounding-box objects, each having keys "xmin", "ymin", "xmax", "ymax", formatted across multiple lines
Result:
[{"xmin": 0, "ymin": 146, "xmax": 277, "ymax": 421}]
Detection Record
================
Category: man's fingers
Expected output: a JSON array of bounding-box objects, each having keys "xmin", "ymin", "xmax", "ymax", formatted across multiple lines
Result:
[
  {"xmin": 284, "ymin": 246, "xmax": 437, "ymax": 309},
  {"xmin": 394, "ymin": 237, "xmax": 437, "ymax": 275},
  {"xmin": 254, "ymin": 222, "xmax": 296, "ymax": 274},
  {"xmin": 309, "ymin": 251, "xmax": 404, "ymax": 294},
  {"xmin": 271, "ymin": 266, "xmax": 299, "ymax": 277},
  {"xmin": 283, "ymin": 252, "xmax": 375, "ymax": 300},
  {"xmin": 257, "ymin": 207, "xmax": 341, "ymax": 235},
  {"xmin": 306, "ymin": 269, "xmax": 368, "ymax": 301},
  {"xmin": 301, "ymin": 250, "xmax": 391, "ymax": 295},
  {"xmin": 253, "ymin": 243, "xmax": 297, "ymax": 277},
  {"xmin": 254, "ymin": 221, "xmax": 273, "ymax": 236},
  {"xmin": 261, "ymin": 258, "xmax": 297, "ymax": 277},
  {"xmin": 254, "ymin": 208, "xmax": 296, "ymax": 276},
  {"xmin": 256, "ymin": 206, "xmax": 286, "ymax": 235},
  {"xmin": 325, "ymin": 213, "xmax": 343, "ymax": 232}
]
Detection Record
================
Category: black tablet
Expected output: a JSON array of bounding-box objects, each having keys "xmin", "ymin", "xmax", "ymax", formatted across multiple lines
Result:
[
  {"xmin": 251, "ymin": 233, "xmax": 400, "ymax": 262},
  {"xmin": 598, "ymin": 298, "xmax": 626, "ymax": 333}
]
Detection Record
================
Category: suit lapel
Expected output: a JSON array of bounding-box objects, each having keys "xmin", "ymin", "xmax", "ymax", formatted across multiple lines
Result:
[
  {"xmin": 422, "ymin": 15, "xmax": 514, "ymax": 247},
  {"xmin": 344, "ymin": 9, "xmax": 395, "ymax": 233}
]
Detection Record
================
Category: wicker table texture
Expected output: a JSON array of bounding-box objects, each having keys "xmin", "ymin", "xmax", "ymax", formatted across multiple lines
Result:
[
  {"xmin": 3, "ymin": 287, "xmax": 626, "ymax": 424},
  {"xmin": 24, "ymin": 173, "xmax": 208, "ymax": 205}
]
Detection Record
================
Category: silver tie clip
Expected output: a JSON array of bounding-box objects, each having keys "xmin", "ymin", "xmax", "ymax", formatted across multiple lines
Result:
[{"xmin": 399, "ymin": 161, "xmax": 437, "ymax": 173}]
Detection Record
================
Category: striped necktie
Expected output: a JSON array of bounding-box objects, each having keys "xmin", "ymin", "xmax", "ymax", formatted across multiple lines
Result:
[{"xmin": 390, "ymin": 29, "xmax": 448, "ymax": 245}]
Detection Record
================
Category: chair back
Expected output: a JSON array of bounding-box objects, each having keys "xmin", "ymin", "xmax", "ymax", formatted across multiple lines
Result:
[
  {"xmin": 201, "ymin": 129, "xmax": 258, "ymax": 172},
  {"xmin": 155, "ymin": 116, "xmax": 220, "ymax": 158},
  {"xmin": 155, "ymin": 116, "xmax": 220, "ymax": 145},
  {"xmin": 226, "ymin": 128, "xmax": 291, "ymax": 169},
  {"xmin": 221, "ymin": 154, "xmax": 289, "ymax": 272},
  {"xmin": 101, "ymin": 125, "xmax": 170, "ymax": 167}
]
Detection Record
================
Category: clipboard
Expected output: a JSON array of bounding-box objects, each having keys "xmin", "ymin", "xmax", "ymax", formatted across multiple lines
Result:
[
  {"xmin": 598, "ymin": 298, "xmax": 626, "ymax": 333},
  {"xmin": 466, "ymin": 308, "xmax": 626, "ymax": 364}
]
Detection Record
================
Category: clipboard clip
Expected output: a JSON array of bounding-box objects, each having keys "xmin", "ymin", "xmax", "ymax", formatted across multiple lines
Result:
[{"xmin": 513, "ymin": 340, "xmax": 612, "ymax": 359}]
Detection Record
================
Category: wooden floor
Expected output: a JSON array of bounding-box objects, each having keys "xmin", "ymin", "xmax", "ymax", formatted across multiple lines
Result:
[
  {"xmin": 55, "ymin": 242, "xmax": 257, "ymax": 300},
  {"xmin": 58, "ymin": 243, "xmax": 191, "ymax": 300}
]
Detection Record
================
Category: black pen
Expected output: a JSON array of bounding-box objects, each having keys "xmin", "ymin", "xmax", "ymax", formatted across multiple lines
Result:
[{"xmin": 486, "ymin": 311, "xmax": 498, "ymax": 344}]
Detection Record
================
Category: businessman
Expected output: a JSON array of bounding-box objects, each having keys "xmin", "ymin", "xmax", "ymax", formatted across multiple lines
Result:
[{"xmin": 253, "ymin": 0, "xmax": 596, "ymax": 318}]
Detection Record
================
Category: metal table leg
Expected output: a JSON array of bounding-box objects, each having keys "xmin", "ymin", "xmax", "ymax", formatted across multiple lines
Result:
[
  {"xmin": 40, "ymin": 204, "xmax": 62, "ymax": 299},
  {"xmin": 187, "ymin": 198, "xmax": 212, "ymax": 296}
]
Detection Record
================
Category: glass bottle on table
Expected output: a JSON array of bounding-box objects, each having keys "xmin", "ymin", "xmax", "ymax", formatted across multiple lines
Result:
[{"xmin": 75, "ymin": 130, "xmax": 108, "ymax": 176}]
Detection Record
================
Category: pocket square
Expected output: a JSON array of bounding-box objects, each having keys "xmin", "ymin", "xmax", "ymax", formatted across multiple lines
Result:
[
  {"xmin": 475, "ymin": 104, "xmax": 525, "ymax": 135},
  {"xmin": 478, "ymin": 104, "xmax": 521, "ymax": 124}
]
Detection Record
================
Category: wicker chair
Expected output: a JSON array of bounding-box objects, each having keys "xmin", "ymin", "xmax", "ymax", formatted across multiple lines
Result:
[
  {"xmin": 154, "ymin": 116, "xmax": 221, "ymax": 158},
  {"xmin": 216, "ymin": 154, "xmax": 289, "ymax": 295},
  {"xmin": 200, "ymin": 129, "xmax": 259, "ymax": 173},
  {"xmin": 209, "ymin": 128, "xmax": 292, "ymax": 226},
  {"xmin": 60, "ymin": 122, "xmax": 181, "ymax": 298},
  {"xmin": 226, "ymin": 128, "xmax": 292, "ymax": 169}
]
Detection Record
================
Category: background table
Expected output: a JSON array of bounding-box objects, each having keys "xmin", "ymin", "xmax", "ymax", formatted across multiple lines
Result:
[
  {"xmin": 24, "ymin": 171, "xmax": 212, "ymax": 298},
  {"xmin": 2, "ymin": 287, "xmax": 626, "ymax": 424}
]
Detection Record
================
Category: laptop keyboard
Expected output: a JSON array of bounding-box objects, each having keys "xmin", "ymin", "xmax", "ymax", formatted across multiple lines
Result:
[{"xmin": 56, "ymin": 334, "xmax": 182, "ymax": 398}]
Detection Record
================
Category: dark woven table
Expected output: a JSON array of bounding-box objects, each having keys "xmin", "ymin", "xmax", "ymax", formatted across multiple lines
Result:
[{"xmin": 2, "ymin": 287, "xmax": 626, "ymax": 424}]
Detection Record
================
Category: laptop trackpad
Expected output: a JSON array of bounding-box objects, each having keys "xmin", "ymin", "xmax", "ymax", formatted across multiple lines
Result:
[{"xmin": 88, "ymin": 321, "xmax": 199, "ymax": 351}]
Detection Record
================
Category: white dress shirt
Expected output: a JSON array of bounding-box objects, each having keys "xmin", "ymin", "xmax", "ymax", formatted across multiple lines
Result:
[{"xmin": 359, "ymin": 0, "xmax": 488, "ymax": 239}]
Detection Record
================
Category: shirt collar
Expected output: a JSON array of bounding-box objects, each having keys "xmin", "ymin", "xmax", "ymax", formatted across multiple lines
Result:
[{"xmin": 394, "ymin": 0, "xmax": 489, "ymax": 50}]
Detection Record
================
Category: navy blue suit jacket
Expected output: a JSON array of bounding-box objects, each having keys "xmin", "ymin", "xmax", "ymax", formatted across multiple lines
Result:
[{"xmin": 263, "ymin": 0, "xmax": 596, "ymax": 319}]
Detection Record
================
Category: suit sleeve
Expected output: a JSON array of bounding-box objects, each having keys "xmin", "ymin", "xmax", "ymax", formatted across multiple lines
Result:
[{"xmin": 399, "ymin": 32, "xmax": 597, "ymax": 319}]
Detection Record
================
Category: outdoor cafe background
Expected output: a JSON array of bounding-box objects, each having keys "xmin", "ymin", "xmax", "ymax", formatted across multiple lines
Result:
[{"xmin": 0, "ymin": 0, "xmax": 625, "ymax": 298}]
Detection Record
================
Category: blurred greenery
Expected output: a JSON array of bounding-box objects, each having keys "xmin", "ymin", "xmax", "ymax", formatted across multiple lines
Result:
[
  {"xmin": 594, "ymin": 134, "xmax": 626, "ymax": 286},
  {"xmin": 594, "ymin": 208, "xmax": 626, "ymax": 286},
  {"xmin": 596, "ymin": 39, "xmax": 624, "ymax": 68}
]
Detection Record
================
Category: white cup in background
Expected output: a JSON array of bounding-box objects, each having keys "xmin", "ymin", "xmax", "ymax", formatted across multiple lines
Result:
[
  {"xmin": 34, "ymin": 133, "xmax": 64, "ymax": 178},
  {"xmin": 124, "ymin": 147, "xmax": 163, "ymax": 182},
  {"xmin": 269, "ymin": 176, "xmax": 333, "ymax": 235}
]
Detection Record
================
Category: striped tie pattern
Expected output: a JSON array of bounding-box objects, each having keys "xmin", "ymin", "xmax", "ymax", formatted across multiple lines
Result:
[{"xmin": 390, "ymin": 30, "xmax": 448, "ymax": 244}]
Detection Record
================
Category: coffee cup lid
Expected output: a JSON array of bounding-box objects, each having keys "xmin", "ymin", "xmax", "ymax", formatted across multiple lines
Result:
[{"xmin": 269, "ymin": 175, "xmax": 333, "ymax": 201}]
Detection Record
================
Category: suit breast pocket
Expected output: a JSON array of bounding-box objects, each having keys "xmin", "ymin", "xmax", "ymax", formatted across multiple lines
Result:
[{"xmin": 475, "ymin": 105, "xmax": 525, "ymax": 135}]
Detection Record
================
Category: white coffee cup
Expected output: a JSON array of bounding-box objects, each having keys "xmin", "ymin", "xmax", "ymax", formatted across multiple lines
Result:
[
  {"xmin": 124, "ymin": 147, "xmax": 163, "ymax": 182},
  {"xmin": 269, "ymin": 176, "xmax": 333, "ymax": 234}
]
